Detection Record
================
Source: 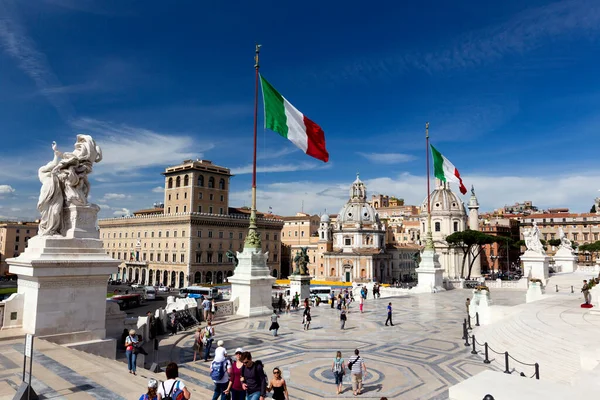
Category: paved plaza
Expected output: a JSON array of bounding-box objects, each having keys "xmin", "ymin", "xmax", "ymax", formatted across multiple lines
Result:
[{"xmin": 0, "ymin": 289, "xmax": 527, "ymax": 400}]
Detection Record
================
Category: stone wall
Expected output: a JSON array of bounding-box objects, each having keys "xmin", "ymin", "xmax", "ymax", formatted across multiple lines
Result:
[
  {"xmin": 1, "ymin": 293, "xmax": 23, "ymax": 330},
  {"xmin": 484, "ymin": 278, "xmax": 528, "ymax": 289}
]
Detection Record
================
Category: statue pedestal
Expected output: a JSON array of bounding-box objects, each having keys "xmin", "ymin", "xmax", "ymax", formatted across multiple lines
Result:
[
  {"xmin": 7, "ymin": 205, "xmax": 119, "ymax": 345},
  {"xmin": 526, "ymin": 281, "xmax": 545, "ymax": 303},
  {"xmin": 228, "ymin": 246, "xmax": 275, "ymax": 317},
  {"xmin": 553, "ymin": 247, "xmax": 577, "ymax": 273},
  {"xmin": 521, "ymin": 251, "xmax": 550, "ymax": 281},
  {"xmin": 414, "ymin": 249, "xmax": 445, "ymax": 293},
  {"xmin": 470, "ymin": 289, "xmax": 491, "ymax": 325},
  {"xmin": 289, "ymin": 274, "xmax": 311, "ymax": 305}
]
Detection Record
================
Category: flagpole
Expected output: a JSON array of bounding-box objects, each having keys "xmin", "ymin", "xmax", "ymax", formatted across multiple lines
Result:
[
  {"xmin": 425, "ymin": 122, "xmax": 434, "ymax": 250},
  {"xmin": 245, "ymin": 44, "xmax": 262, "ymax": 249}
]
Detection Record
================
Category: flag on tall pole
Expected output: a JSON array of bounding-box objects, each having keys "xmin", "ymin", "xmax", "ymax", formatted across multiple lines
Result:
[
  {"xmin": 260, "ymin": 75, "xmax": 329, "ymax": 163},
  {"xmin": 430, "ymin": 144, "xmax": 467, "ymax": 195}
]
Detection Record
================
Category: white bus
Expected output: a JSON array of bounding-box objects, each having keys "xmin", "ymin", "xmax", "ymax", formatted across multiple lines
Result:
[
  {"xmin": 310, "ymin": 286, "xmax": 332, "ymax": 302},
  {"xmin": 179, "ymin": 286, "xmax": 219, "ymax": 300}
]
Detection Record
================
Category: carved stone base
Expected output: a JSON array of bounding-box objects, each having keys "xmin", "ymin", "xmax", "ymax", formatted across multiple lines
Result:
[
  {"xmin": 289, "ymin": 274, "xmax": 311, "ymax": 303},
  {"xmin": 413, "ymin": 249, "xmax": 446, "ymax": 293},
  {"xmin": 521, "ymin": 251, "xmax": 550, "ymax": 281},
  {"xmin": 62, "ymin": 204, "xmax": 100, "ymax": 239},
  {"xmin": 228, "ymin": 246, "xmax": 275, "ymax": 317}
]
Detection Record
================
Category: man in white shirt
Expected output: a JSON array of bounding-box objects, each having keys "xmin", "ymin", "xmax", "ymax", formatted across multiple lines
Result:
[
  {"xmin": 202, "ymin": 298, "xmax": 211, "ymax": 321},
  {"xmin": 210, "ymin": 341, "xmax": 232, "ymax": 400},
  {"xmin": 348, "ymin": 349, "xmax": 367, "ymax": 396},
  {"xmin": 157, "ymin": 362, "xmax": 191, "ymax": 399}
]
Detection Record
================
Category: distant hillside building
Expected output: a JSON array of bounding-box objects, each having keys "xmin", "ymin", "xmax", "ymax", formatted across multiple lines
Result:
[
  {"xmin": 0, "ymin": 221, "xmax": 39, "ymax": 276},
  {"xmin": 98, "ymin": 159, "xmax": 283, "ymax": 288}
]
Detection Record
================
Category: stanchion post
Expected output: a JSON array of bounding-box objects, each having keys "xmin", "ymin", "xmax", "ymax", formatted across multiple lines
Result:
[
  {"xmin": 504, "ymin": 352, "xmax": 510, "ymax": 374},
  {"xmin": 571, "ymin": 285, "xmax": 574, "ymax": 293},
  {"xmin": 483, "ymin": 343, "xmax": 490, "ymax": 364},
  {"xmin": 464, "ymin": 323, "xmax": 470, "ymax": 347},
  {"xmin": 555, "ymin": 285, "xmax": 558, "ymax": 292},
  {"xmin": 462, "ymin": 320, "xmax": 467, "ymax": 340},
  {"xmin": 467, "ymin": 315, "xmax": 472, "ymax": 330},
  {"xmin": 476, "ymin": 312, "xmax": 480, "ymax": 326},
  {"xmin": 471, "ymin": 335, "xmax": 477, "ymax": 354},
  {"xmin": 535, "ymin": 363, "xmax": 539, "ymax": 380}
]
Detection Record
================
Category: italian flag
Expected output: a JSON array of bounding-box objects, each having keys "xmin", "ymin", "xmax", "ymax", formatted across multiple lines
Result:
[
  {"xmin": 260, "ymin": 75, "xmax": 329, "ymax": 162},
  {"xmin": 430, "ymin": 144, "xmax": 467, "ymax": 195}
]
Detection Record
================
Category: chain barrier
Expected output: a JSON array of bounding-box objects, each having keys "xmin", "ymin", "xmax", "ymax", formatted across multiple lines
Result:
[{"xmin": 555, "ymin": 284, "xmax": 575, "ymax": 293}]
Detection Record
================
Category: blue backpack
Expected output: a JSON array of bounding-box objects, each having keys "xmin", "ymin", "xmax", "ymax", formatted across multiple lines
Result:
[
  {"xmin": 210, "ymin": 359, "xmax": 227, "ymax": 381},
  {"xmin": 162, "ymin": 380, "xmax": 184, "ymax": 400}
]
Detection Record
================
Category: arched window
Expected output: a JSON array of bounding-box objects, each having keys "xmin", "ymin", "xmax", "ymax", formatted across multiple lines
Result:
[
  {"xmin": 176, "ymin": 176, "xmax": 181, "ymax": 187},
  {"xmin": 168, "ymin": 177, "xmax": 173, "ymax": 189},
  {"xmin": 141, "ymin": 269, "xmax": 146, "ymax": 285},
  {"xmin": 198, "ymin": 175, "xmax": 204, "ymax": 187},
  {"xmin": 453, "ymin": 221, "xmax": 459, "ymax": 232},
  {"xmin": 208, "ymin": 177, "xmax": 215, "ymax": 188},
  {"xmin": 331, "ymin": 268, "xmax": 335, "ymax": 276},
  {"xmin": 272, "ymin": 269, "xmax": 278, "ymax": 278},
  {"xmin": 148, "ymin": 270, "xmax": 153, "ymax": 285},
  {"xmin": 194, "ymin": 271, "xmax": 202, "ymax": 284},
  {"xmin": 135, "ymin": 268, "xmax": 140, "ymax": 283},
  {"xmin": 184, "ymin": 175, "xmax": 189, "ymax": 186},
  {"xmin": 219, "ymin": 178, "xmax": 225, "ymax": 190},
  {"xmin": 155, "ymin": 270, "xmax": 161, "ymax": 285},
  {"xmin": 360, "ymin": 268, "xmax": 366, "ymax": 278},
  {"xmin": 216, "ymin": 271, "xmax": 223, "ymax": 284},
  {"xmin": 171, "ymin": 271, "xmax": 176, "ymax": 287},
  {"xmin": 179, "ymin": 272, "xmax": 185, "ymax": 288},
  {"xmin": 206, "ymin": 271, "xmax": 213, "ymax": 284},
  {"xmin": 435, "ymin": 222, "xmax": 441, "ymax": 232},
  {"xmin": 163, "ymin": 271, "xmax": 168, "ymax": 286}
]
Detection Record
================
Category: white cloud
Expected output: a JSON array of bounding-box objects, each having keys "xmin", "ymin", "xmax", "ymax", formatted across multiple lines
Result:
[
  {"xmin": 257, "ymin": 147, "xmax": 298, "ymax": 160},
  {"xmin": 70, "ymin": 117, "xmax": 212, "ymax": 173},
  {"xmin": 152, "ymin": 186, "xmax": 165, "ymax": 193},
  {"xmin": 10, "ymin": 207, "xmax": 21, "ymax": 212},
  {"xmin": 230, "ymin": 171, "xmax": 600, "ymax": 217},
  {"xmin": 0, "ymin": 185, "xmax": 16, "ymax": 195},
  {"xmin": 112, "ymin": 208, "xmax": 131, "ymax": 216},
  {"xmin": 357, "ymin": 152, "xmax": 416, "ymax": 164},
  {"xmin": 231, "ymin": 162, "xmax": 331, "ymax": 175},
  {"xmin": 103, "ymin": 193, "xmax": 129, "ymax": 201}
]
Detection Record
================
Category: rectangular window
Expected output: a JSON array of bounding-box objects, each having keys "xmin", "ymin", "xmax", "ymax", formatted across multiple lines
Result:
[
  {"xmin": 345, "ymin": 238, "xmax": 351, "ymax": 246},
  {"xmin": 266, "ymin": 233, "xmax": 270, "ymax": 240},
  {"xmin": 208, "ymin": 231, "xmax": 213, "ymax": 238},
  {"xmin": 166, "ymin": 231, "xmax": 169, "ymax": 238},
  {"xmin": 573, "ymin": 233, "xmax": 578, "ymax": 241},
  {"xmin": 196, "ymin": 252, "xmax": 202, "ymax": 263},
  {"xmin": 198, "ymin": 205, "xmax": 202, "ymax": 213},
  {"xmin": 229, "ymin": 232, "xmax": 234, "ymax": 239},
  {"xmin": 274, "ymin": 234, "xmax": 278, "ymax": 241},
  {"xmin": 219, "ymin": 232, "xmax": 224, "ymax": 239},
  {"xmin": 150, "ymin": 253, "xmax": 154, "ymax": 261},
  {"xmin": 207, "ymin": 252, "xmax": 213, "ymax": 263},
  {"xmin": 295, "ymin": 231, "xmax": 298, "ymax": 237},
  {"xmin": 174, "ymin": 231, "xmax": 177, "ymax": 237},
  {"xmin": 220, "ymin": 195, "xmax": 224, "ymax": 202},
  {"xmin": 143, "ymin": 253, "xmax": 147, "ymax": 261},
  {"xmin": 209, "ymin": 207, "xmax": 213, "ymax": 213},
  {"xmin": 274, "ymin": 254, "xmax": 278, "ymax": 262},
  {"xmin": 182, "ymin": 231, "xmax": 185, "ymax": 237},
  {"xmin": 180, "ymin": 254, "xmax": 185, "ymax": 263},
  {"xmin": 157, "ymin": 253, "xmax": 161, "ymax": 262},
  {"xmin": 151, "ymin": 232, "xmax": 155, "ymax": 238},
  {"xmin": 219, "ymin": 207, "xmax": 223, "ymax": 214},
  {"xmin": 239, "ymin": 233, "xmax": 243, "ymax": 240},
  {"xmin": 199, "ymin": 192, "xmax": 203, "ymax": 199},
  {"xmin": 172, "ymin": 254, "xmax": 176, "ymax": 262},
  {"xmin": 198, "ymin": 230, "xmax": 202, "ymax": 238},
  {"xmin": 301, "ymin": 231, "xmax": 305, "ymax": 237},
  {"xmin": 218, "ymin": 253, "xmax": 223, "ymax": 263},
  {"xmin": 15, "ymin": 236, "xmax": 19, "ymax": 242},
  {"xmin": 210, "ymin": 194, "xmax": 214, "ymax": 201}
]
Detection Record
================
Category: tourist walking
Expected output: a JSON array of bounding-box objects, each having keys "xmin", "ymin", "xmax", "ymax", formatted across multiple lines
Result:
[
  {"xmin": 202, "ymin": 297, "xmax": 212, "ymax": 322},
  {"xmin": 385, "ymin": 302, "xmax": 394, "ymax": 326},
  {"xmin": 139, "ymin": 378, "xmax": 158, "ymax": 400},
  {"xmin": 203, "ymin": 321, "xmax": 215, "ymax": 361},
  {"xmin": 193, "ymin": 326, "xmax": 204, "ymax": 362},
  {"xmin": 359, "ymin": 296, "xmax": 364, "ymax": 313},
  {"xmin": 239, "ymin": 351, "xmax": 267, "ymax": 400},
  {"xmin": 210, "ymin": 344, "xmax": 232, "ymax": 400},
  {"xmin": 268, "ymin": 367, "xmax": 289, "ymax": 400},
  {"xmin": 337, "ymin": 294, "xmax": 343, "ymax": 310},
  {"xmin": 331, "ymin": 351, "xmax": 345, "ymax": 395},
  {"xmin": 340, "ymin": 307, "xmax": 347, "ymax": 329},
  {"xmin": 582, "ymin": 280, "xmax": 591, "ymax": 304},
  {"xmin": 125, "ymin": 329, "xmax": 139, "ymax": 375},
  {"xmin": 211, "ymin": 298, "xmax": 217, "ymax": 320},
  {"xmin": 278, "ymin": 293, "xmax": 284, "ymax": 312},
  {"xmin": 157, "ymin": 362, "xmax": 191, "ymax": 399},
  {"xmin": 330, "ymin": 291, "xmax": 335, "ymax": 308},
  {"xmin": 348, "ymin": 349, "xmax": 367, "ymax": 396},
  {"xmin": 465, "ymin": 298, "xmax": 470, "ymax": 315},
  {"xmin": 225, "ymin": 348, "xmax": 245, "ymax": 400},
  {"xmin": 303, "ymin": 307, "xmax": 312, "ymax": 330},
  {"xmin": 169, "ymin": 312, "xmax": 178, "ymax": 336},
  {"xmin": 269, "ymin": 309, "xmax": 280, "ymax": 336}
]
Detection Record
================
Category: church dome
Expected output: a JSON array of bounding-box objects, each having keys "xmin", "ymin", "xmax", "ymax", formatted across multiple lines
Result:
[
  {"xmin": 420, "ymin": 180, "xmax": 465, "ymax": 215},
  {"xmin": 320, "ymin": 213, "xmax": 330, "ymax": 223},
  {"xmin": 337, "ymin": 174, "xmax": 380, "ymax": 226}
]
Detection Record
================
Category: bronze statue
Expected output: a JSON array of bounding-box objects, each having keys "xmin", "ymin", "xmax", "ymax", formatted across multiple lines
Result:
[
  {"xmin": 293, "ymin": 247, "xmax": 310, "ymax": 275},
  {"xmin": 225, "ymin": 250, "xmax": 239, "ymax": 267}
]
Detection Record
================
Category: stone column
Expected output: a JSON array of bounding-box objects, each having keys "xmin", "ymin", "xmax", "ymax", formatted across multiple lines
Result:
[{"xmin": 289, "ymin": 274, "xmax": 311, "ymax": 304}]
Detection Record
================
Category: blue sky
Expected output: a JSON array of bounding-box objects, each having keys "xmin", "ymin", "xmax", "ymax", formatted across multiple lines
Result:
[{"xmin": 1, "ymin": 0, "xmax": 600, "ymax": 219}]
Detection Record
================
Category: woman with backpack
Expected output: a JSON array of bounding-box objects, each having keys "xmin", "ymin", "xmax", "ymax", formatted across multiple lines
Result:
[
  {"xmin": 331, "ymin": 351, "xmax": 345, "ymax": 395},
  {"xmin": 192, "ymin": 326, "xmax": 204, "ymax": 362},
  {"xmin": 140, "ymin": 378, "xmax": 158, "ymax": 400},
  {"xmin": 203, "ymin": 321, "xmax": 215, "ymax": 362},
  {"xmin": 267, "ymin": 367, "xmax": 289, "ymax": 400},
  {"xmin": 157, "ymin": 362, "xmax": 191, "ymax": 399},
  {"xmin": 125, "ymin": 329, "xmax": 139, "ymax": 375},
  {"xmin": 302, "ymin": 307, "xmax": 311, "ymax": 331}
]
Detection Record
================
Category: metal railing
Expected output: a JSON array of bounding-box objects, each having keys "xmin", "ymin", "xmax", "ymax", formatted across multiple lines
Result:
[
  {"xmin": 554, "ymin": 284, "xmax": 574, "ymax": 293},
  {"xmin": 462, "ymin": 317, "xmax": 540, "ymax": 380}
]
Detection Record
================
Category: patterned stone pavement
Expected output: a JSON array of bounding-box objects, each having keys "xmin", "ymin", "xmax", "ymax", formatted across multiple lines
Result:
[
  {"xmin": 0, "ymin": 289, "xmax": 526, "ymax": 399},
  {"xmin": 172, "ymin": 289, "xmax": 525, "ymax": 399}
]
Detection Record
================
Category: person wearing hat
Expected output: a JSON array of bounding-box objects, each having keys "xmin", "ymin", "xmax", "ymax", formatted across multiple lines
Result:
[
  {"xmin": 210, "ymin": 340, "xmax": 231, "ymax": 400},
  {"xmin": 140, "ymin": 378, "xmax": 158, "ymax": 400},
  {"xmin": 224, "ymin": 348, "xmax": 245, "ymax": 400}
]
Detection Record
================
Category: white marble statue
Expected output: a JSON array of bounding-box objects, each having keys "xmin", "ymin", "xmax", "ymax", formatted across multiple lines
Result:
[
  {"xmin": 558, "ymin": 227, "xmax": 573, "ymax": 251},
  {"xmin": 524, "ymin": 221, "xmax": 545, "ymax": 255},
  {"xmin": 37, "ymin": 135, "xmax": 102, "ymax": 236}
]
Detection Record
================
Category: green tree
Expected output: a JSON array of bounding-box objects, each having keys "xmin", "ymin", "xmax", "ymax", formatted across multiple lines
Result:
[
  {"xmin": 591, "ymin": 204, "xmax": 597, "ymax": 214},
  {"xmin": 547, "ymin": 239, "xmax": 561, "ymax": 247},
  {"xmin": 446, "ymin": 230, "xmax": 499, "ymax": 280}
]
